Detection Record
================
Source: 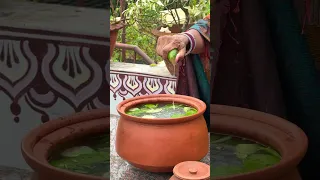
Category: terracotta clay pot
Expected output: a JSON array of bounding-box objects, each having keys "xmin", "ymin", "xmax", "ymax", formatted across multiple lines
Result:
[
  {"xmin": 210, "ymin": 104, "xmax": 308, "ymax": 180},
  {"xmin": 116, "ymin": 94, "xmax": 209, "ymax": 172},
  {"xmin": 21, "ymin": 109, "xmax": 110, "ymax": 180},
  {"xmin": 110, "ymin": 22, "xmax": 124, "ymax": 59}
]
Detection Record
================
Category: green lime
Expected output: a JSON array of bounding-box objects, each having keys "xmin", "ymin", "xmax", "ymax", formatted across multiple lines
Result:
[{"xmin": 168, "ymin": 49, "xmax": 178, "ymax": 63}]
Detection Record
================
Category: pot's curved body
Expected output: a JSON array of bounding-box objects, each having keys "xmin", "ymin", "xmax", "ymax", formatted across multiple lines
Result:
[
  {"xmin": 116, "ymin": 94, "xmax": 209, "ymax": 172},
  {"xmin": 21, "ymin": 109, "xmax": 110, "ymax": 180},
  {"xmin": 211, "ymin": 104, "xmax": 307, "ymax": 180}
]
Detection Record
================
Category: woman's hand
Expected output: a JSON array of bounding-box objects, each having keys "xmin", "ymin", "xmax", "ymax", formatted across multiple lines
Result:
[{"xmin": 156, "ymin": 34, "xmax": 189, "ymax": 63}]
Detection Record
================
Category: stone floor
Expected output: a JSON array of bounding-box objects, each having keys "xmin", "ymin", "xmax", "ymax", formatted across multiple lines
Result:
[
  {"xmin": 0, "ymin": 166, "xmax": 32, "ymax": 180},
  {"xmin": 110, "ymin": 115, "xmax": 210, "ymax": 180}
]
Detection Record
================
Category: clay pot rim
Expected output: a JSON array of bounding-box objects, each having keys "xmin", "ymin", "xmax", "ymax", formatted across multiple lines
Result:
[
  {"xmin": 210, "ymin": 104, "xmax": 308, "ymax": 180},
  {"xmin": 117, "ymin": 94, "xmax": 207, "ymax": 125},
  {"xmin": 21, "ymin": 109, "xmax": 109, "ymax": 180}
]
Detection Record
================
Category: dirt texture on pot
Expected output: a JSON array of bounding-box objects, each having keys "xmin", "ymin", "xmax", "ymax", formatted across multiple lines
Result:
[
  {"xmin": 21, "ymin": 108, "xmax": 110, "ymax": 180},
  {"xmin": 210, "ymin": 104, "xmax": 307, "ymax": 180},
  {"xmin": 116, "ymin": 94, "xmax": 209, "ymax": 172},
  {"xmin": 110, "ymin": 22, "xmax": 125, "ymax": 59}
]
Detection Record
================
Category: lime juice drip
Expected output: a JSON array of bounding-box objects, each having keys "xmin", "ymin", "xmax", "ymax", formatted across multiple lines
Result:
[{"xmin": 168, "ymin": 49, "xmax": 178, "ymax": 109}]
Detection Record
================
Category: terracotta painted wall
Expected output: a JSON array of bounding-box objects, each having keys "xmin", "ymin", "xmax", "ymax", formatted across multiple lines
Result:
[
  {"xmin": 110, "ymin": 69, "xmax": 176, "ymax": 115},
  {"xmin": 0, "ymin": 26, "xmax": 109, "ymax": 169}
]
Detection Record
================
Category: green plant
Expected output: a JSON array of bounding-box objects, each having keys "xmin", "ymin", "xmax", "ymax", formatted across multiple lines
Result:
[
  {"xmin": 110, "ymin": 0, "xmax": 122, "ymax": 24},
  {"xmin": 124, "ymin": 0, "xmax": 210, "ymax": 32},
  {"xmin": 111, "ymin": 24, "xmax": 162, "ymax": 63},
  {"xmin": 185, "ymin": 0, "xmax": 210, "ymax": 23},
  {"xmin": 111, "ymin": 0, "xmax": 210, "ymax": 63}
]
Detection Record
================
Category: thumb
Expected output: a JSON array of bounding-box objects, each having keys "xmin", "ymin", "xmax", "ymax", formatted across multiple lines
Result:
[{"xmin": 175, "ymin": 47, "xmax": 186, "ymax": 63}]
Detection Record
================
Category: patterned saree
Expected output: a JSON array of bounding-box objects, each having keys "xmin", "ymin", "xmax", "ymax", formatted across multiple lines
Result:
[{"xmin": 164, "ymin": 15, "xmax": 211, "ymax": 128}]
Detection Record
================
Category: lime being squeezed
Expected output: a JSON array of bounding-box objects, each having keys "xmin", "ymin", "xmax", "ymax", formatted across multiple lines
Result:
[{"xmin": 168, "ymin": 49, "xmax": 178, "ymax": 108}]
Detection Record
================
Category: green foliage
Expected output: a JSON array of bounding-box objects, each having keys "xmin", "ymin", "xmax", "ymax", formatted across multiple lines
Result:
[
  {"xmin": 111, "ymin": 0, "xmax": 210, "ymax": 63},
  {"xmin": 112, "ymin": 24, "xmax": 161, "ymax": 63},
  {"xmin": 185, "ymin": 0, "xmax": 210, "ymax": 23}
]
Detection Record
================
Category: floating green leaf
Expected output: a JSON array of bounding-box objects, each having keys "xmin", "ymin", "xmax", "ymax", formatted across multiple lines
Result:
[
  {"xmin": 144, "ymin": 104, "xmax": 158, "ymax": 109},
  {"xmin": 126, "ymin": 108, "xmax": 148, "ymax": 116},
  {"xmin": 259, "ymin": 147, "xmax": 281, "ymax": 159},
  {"xmin": 164, "ymin": 104, "xmax": 175, "ymax": 109},
  {"xmin": 51, "ymin": 151, "xmax": 106, "ymax": 169},
  {"xmin": 185, "ymin": 107, "xmax": 197, "ymax": 116},
  {"xmin": 210, "ymin": 134, "xmax": 281, "ymax": 177},
  {"xmin": 235, "ymin": 144, "xmax": 260, "ymax": 160},
  {"xmin": 61, "ymin": 146, "xmax": 96, "ymax": 158},
  {"xmin": 183, "ymin": 107, "xmax": 191, "ymax": 112},
  {"xmin": 243, "ymin": 154, "xmax": 280, "ymax": 172},
  {"xmin": 146, "ymin": 108, "xmax": 163, "ymax": 113},
  {"xmin": 171, "ymin": 114, "xmax": 185, "ymax": 118},
  {"xmin": 128, "ymin": 108, "xmax": 140, "ymax": 112}
]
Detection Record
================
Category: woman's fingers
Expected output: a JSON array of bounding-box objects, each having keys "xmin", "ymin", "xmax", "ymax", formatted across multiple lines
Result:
[
  {"xmin": 175, "ymin": 47, "xmax": 186, "ymax": 63},
  {"xmin": 156, "ymin": 36, "xmax": 168, "ymax": 57},
  {"xmin": 156, "ymin": 35, "xmax": 188, "ymax": 61}
]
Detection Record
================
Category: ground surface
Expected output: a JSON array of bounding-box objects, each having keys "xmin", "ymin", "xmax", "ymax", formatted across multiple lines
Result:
[
  {"xmin": 110, "ymin": 115, "xmax": 210, "ymax": 180},
  {"xmin": 0, "ymin": 166, "xmax": 32, "ymax": 180}
]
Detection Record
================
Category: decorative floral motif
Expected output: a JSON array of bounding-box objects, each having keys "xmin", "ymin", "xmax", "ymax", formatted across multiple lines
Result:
[
  {"xmin": 110, "ymin": 70, "xmax": 176, "ymax": 100},
  {"xmin": 123, "ymin": 75, "xmax": 143, "ymax": 96},
  {"xmin": 0, "ymin": 27, "xmax": 109, "ymax": 123},
  {"xmin": 42, "ymin": 44, "xmax": 103, "ymax": 110}
]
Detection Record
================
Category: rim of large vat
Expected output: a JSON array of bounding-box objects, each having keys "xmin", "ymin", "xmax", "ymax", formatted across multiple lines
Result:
[
  {"xmin": 210, "ymin": 104, "xmax": 308, "ymax": 180},
  {"xmin": 21, "ymin": 108, "xmax": 110, "ymax": 180},
  {"xmin": 117, "ymin": 94, "xmax": 207, "ymax": 125}
]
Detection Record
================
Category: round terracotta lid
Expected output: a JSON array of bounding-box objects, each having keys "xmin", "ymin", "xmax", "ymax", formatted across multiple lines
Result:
[{"xmin": 173, "ymin": 161, "xmax": 210, "ymax": 180}]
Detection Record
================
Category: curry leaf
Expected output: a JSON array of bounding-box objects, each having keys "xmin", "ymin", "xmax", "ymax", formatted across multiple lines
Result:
[
  {"xmin": 146, "ymin": 108, "xmax": 163, "ymax": 113},
  {"xmin": 235, "ymin": 144, "xmax": 260, "ymax": 160}
]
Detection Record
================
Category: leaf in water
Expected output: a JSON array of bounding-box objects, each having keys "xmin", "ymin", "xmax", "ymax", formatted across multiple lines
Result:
[
  {"xmin": 259, "ymin": 147, "xmax": 281, "ymax": 159},
  {"xmin": 211, "ymin": 165, "xmax": 244, "ymax": 177},
  {"xmin": 171, "ymin": 114, "xmax": 185, "ymax": 118},
  {"xmin": 185, "ymin": 108, "xmax": 197, "ymax": 116},
  {"xmin": 243, "ymin": 154, "xmax": 280, "ymax": 172},
  {"xmin": 141, "ymin": 115, "xmax": 156, "ymax": 119},
  {"xmin": 61, "ymin": 146, "xmax": 96, "ymax": 158},
  {"xmin": 51, "ymin": 152, "xmax": 106, "ymax": 169},
  {"xmin": 128, "ymin": 108, "xmax": 140, "ymax": 112},
  {"xmin": 126, "ymin": 108, "xmax": 148, "ymax": 116},
  {"xmin": 144, "ymin": 104, "xmax": 158, "ymax": 109},
  {"xmin": 164, "ymin": 104, "xmax": 175, "ymax": 109},
  {"xmin": 146, "ymin": 108, "xmax": 163, "ymax": 113},
  {"xmin": 235, "ymin": 144, "xmax": 260, "ymax": 160},
  {"xmin": 183, "ymin": 107, "xmax": 191, "ymax": 112}
]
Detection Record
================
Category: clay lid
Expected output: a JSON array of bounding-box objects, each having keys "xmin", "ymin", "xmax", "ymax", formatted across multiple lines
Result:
[{"xmin": 173, "ymin": 161, "xmax": 210, "ymax": 180}]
